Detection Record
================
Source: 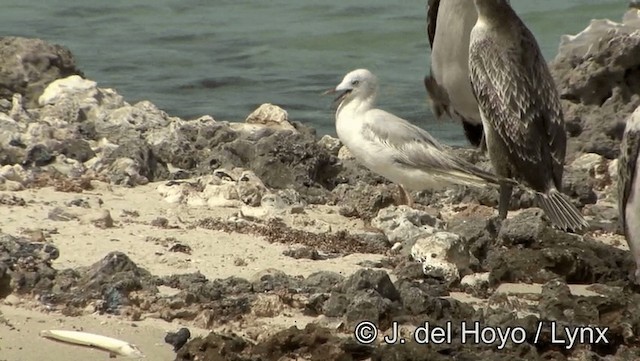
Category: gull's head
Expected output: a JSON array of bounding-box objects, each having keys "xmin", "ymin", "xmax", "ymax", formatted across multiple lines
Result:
[{"xmin": 323, "ymin": 68, "xmax": 378, "ymax": 107}]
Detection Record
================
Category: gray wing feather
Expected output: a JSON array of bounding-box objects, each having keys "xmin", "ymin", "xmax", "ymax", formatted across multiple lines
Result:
[
  {"xmin": 469, "ymin": 22, "xmax": 566, "ymax": 187},
  {"xmin": 360, "ymin": 109, "xmax": 504, "ymax": 184},
  {"xmin": 619, "ymin": 122, "xmax": 640, "ymax": 232}
]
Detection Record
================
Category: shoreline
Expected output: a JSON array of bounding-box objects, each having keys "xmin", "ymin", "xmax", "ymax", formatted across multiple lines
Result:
[{"xmin": 1, "ymin": 8, "xmax": 640, "ymax": 361}]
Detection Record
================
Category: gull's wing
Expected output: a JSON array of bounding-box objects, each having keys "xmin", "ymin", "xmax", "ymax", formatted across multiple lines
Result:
[
  {"xmin": 360, "ymin": 109, "xmax": 504, "ymax": 185},
  {"xmin": 619, "ymin": 116, "xmax": 640, "ymax": 231},
  {"xmin": 469, "ymin": 19, "xmax": 567, "ymax": 187},
  {"xmin": 427, "ymin": 0, "xmax": 440, "ymax": 49}
]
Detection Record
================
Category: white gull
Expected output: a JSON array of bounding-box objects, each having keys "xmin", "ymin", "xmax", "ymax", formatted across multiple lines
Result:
[{"xmin": 325, "ymin": 68, "xmax": 513, "ymax": 206}]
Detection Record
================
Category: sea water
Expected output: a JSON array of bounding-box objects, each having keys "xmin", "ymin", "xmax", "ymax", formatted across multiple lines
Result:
[{"xmin": 0, "ymin": 0, "xmax": 628, "ymax": 144}]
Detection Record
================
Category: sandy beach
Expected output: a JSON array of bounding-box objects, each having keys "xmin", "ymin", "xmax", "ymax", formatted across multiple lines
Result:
[{"xmin": 0, "ymin": 181, "xmax": 387, "ymax": 360}]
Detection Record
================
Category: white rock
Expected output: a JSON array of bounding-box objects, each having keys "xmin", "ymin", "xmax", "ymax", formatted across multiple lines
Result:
[
  {"xmin": 156, "ymin": 178, "xmax": 209, "ymax": 206},
  {"xmin": 108, "ymin": 158, "xmax": 149, "ymax": 186},
  {"xmin": 0, "ymin": 179, "xmax": 24, "ymax": 191},
  {"xmin": 570, "ymin": 153, "xmax": 604, "ymax": 173},
  {"xmin": 157, "ymin": 169, "xmax": 269, "ymax": 209},
  {"xmin": 101, "ymin": 101, "xmax": 173, "ymax": 133},
  {"xmin": 236, "ymin": 170, "xmax": 268, "ymax": 206},
  {"xmin": 245, "ymin": 103, "xmax": 295, "ymax": 131},
  {"xmin": 38, "ymin": 75, "xmax": 97, "ymax": 106},
  {"xmin": 157, "ymin": 182, "xmax": 189, "ymax": 205},
  {"xmin": 0, "ymin": 164, "xmax": 27, "ymax": 183},
  {"xmin": 372, "ymin": 205, "xmax": 441, "ymax": 245},
  {"xmin": 460, "ymin": 272, "xmax": 490, "ymax": 288},
  {"xmin": 9, "ymin": 93, "xmax": 31, "ymax": 122},
  {"xmin": 411, "ymin": 231, "xmax": 470, "ymax": 284},
  {"xmin": 25, "ymin": 122, "xmax": 53, "ymax": 143},
  {"xmin": 556, "ymin": 9, "xmax": 640, "ymax": 60},
  {"xmin": 337, "ymin": 146, "xmax": 354, "ymax": 160},
  {"xmin": 318, "ymin": 135, "xmax": 342, "ymax": 155},
  {"xmin": 145, "ymin": 119, "xmax": 191, "ymax": 148},
  {"xmin": 0, "ymin": 112, "xmax": 21, "ymax": 131},
  {"xmin": 48, "ymin": 155, "xmax": 87, "ymax": 179},
  {"xmin": 624, "ymin": 8, "xmax": 640, "ymax": 28},
  {"xmin": 203, "ymin": 182, "xmax": 242, "ymax": 208},
  {"xmin": 91, "ymin": 137, "xmax": 119, "ymax": 156},
  {"xmin": 3, "ymin": 294, "xmax": 21, "ymax": 306}
]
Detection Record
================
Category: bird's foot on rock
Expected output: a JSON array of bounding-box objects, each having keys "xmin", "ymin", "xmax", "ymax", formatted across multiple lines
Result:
[{"xmin": 486, "ymin": 214, "xmax": 504, "ymax": 233}]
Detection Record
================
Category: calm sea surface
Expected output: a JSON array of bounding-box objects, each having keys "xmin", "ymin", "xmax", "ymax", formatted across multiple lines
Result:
[{"xmin": 0, "ymin": 0, "xmax": 629, "ymax": 144}]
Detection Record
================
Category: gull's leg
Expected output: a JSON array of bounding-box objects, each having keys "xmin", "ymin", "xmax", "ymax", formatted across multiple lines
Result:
[
  {"xmin": 498, "ymin": 183, "xmax": 513, "ymax": 219},
  {"xmin": 398, "ymin": 185, "xmax": 414, "ymax": 208}
]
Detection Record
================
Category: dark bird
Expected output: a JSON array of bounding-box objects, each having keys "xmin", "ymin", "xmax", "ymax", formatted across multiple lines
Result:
[{"xmin": 468, "ymin": 0, "xmax": 589, "ymax": 231}]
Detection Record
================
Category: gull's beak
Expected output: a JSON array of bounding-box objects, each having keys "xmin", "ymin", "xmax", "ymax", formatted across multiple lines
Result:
[
  {"xmin": 322, "ymin": 85, "xmax": 351, "ymax": 106},
  {"xmin": 322, "ymin": 87, "xmax": 337, "ymax": 96}
]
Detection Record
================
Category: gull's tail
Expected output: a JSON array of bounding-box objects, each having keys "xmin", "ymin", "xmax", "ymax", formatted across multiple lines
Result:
[{"xmin": 534, "ymin": 188, "xmax": 589, "ymax": 232}]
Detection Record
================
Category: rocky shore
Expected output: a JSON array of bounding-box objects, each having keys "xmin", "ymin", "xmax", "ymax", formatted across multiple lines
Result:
[{"xmin": 1, "ymin": 8, "xmax": 640, "ymax": 361}]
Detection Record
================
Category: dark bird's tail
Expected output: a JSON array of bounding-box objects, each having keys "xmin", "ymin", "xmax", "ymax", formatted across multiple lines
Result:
[{"xmin": 535, "ymin": 189, "xmax": 589, "ymax": 232}]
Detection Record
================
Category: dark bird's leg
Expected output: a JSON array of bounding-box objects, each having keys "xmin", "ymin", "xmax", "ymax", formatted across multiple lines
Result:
[
  {"xmin": 399, "ymin": 185, "xmax": 414, "ymax": 208},
  {"xmin": 498, "ymin": 183, "xmax": 513, "ymax": 219}
]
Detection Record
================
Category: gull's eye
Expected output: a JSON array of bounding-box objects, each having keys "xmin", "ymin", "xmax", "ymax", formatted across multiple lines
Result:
[{"xmin": 351, "ymin": 80, "xmax": 360, "ymax": 86}]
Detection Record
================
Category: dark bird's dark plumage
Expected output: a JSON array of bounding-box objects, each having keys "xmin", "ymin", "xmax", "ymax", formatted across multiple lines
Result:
[{"xmin": 468, "ymin": 0, "xmax": 588, "ymax": 231}]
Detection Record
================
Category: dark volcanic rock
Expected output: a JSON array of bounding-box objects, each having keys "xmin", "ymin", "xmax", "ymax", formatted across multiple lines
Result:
[
  {"xmin": 57, "ymin": 139, "xmax": 96, "ymax": 163},
  {"xmin": 0, "ymin": 233, "xmax": 59, "ymax": 295},
  {"xmin": 154, "ymin": 273, "xmax": 254, "ymax": 326},
  {"xmin": 23, "ymin": 144, "xmax": 55, "ymax": 167},
  {"xmin": 332, "ymin": 182, "xmax": 397, "ymax": 221},
  {"xmin": 196, "ymin": 123, "xmax": 339, "ymax": 204},
  {"xmin": 155, "ymin": 121, "xmax": 238, "ymax": 171},
  {"xmin": 302, "ymin": 271, "xmax": 344, "ymax": 294},
  {"xmin": 393, "ymin": 259, "xmax": 428, "ymax": 281},
  {"xmin": 1, "ymin": 236, "xmax": 161, "ymax": 315},
  {"xmin": 0, "ymin": 37, "xmax": 83, "ymax": 107},
  {"xmin": 320, "ymin": 269, "xmax": 402, "ymax": 327},
  {"xmin": 175, "ymin": 331, "xmax": 252, "ymax": 361},
  {"xmin": 104, "ymin": 138, "xmax": 169, "ymax": 185},
  {"xmin": 165, "ymin": 327, "xmax": 192, "ymax": 352},
  {"xmin": 550, "ymin": 24, "xmax": 640, "ymax": 160},
  {"xmin": 447, "ymin": 211, "xmax": 502, "ymax": 271},
  {"xmin": 160, "ymin": 273, "xmax": 253, "ymax": 301},
  {"xmin": 344, "ymin": 289, "xmax": 395, "ymax": 325},
  {"xmin": 61, "ymin": 251, "xmax": 156, "ymax": 313},
  {"xmin": 253, "ymin": 324, "xmax": 372, "ymax": 361},
  {"xmin": 497, "ymin": 209, "xmax": 550, "ymax": 247},
  {"xmin": 251, "ymin": 268, "xmax": 302, "ymax": 293},
  {"xmin": 486, "ymin": 210, "xmax": 633, "ymax": 285},
  {"xmin": 340, "ymin": 269, "xmax": 401, "ymax": 302},
  {"xmin": 562, "ymin": 168, "xmax": 598, "ymax": 206}
]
